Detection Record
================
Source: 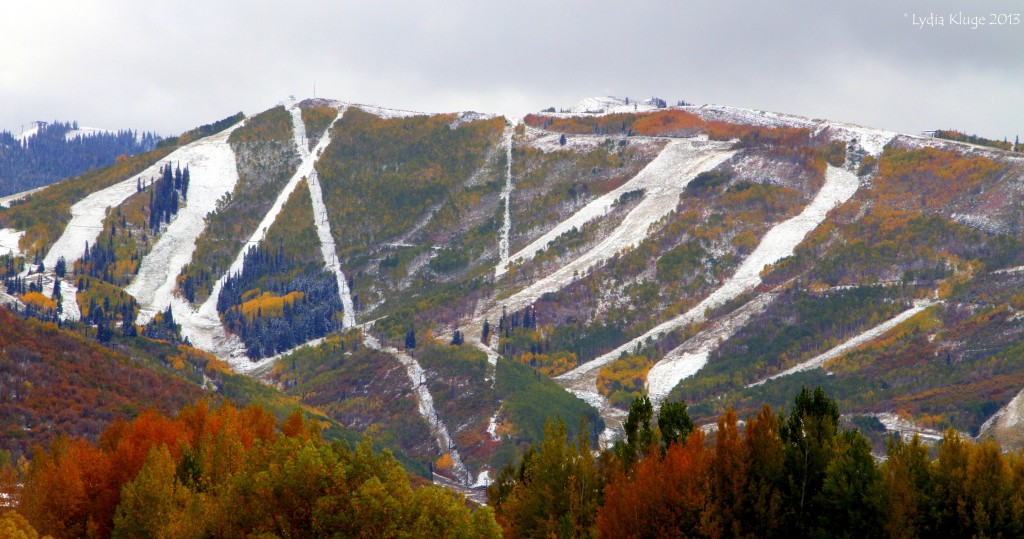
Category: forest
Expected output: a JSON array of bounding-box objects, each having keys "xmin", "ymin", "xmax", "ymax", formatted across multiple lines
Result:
[
  {"xmin": 7, "ymin": 385, "xmax": 1024, "ymax": 538},
  {"xmin": 217, "ymin": 243, "xmax": 344, "ymax": 358},
  {"xmin": 1, "ymin": 401, "xmax": 499, "ymax": 539},
  {"xmin": 489, "ymin": 387, "xmax": 1024, "ymax": 539},
  {"xmin": 0, "ymin": 121, "xmax": 160, "ymax": 197}
]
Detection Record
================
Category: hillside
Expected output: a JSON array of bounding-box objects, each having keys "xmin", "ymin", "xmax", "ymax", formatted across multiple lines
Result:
[
  {"xmin": 2, "ymin": 95, "xmax": 1023, "ymax": 490},
  {"xmin": 0, "ymin": 121, "xmax": 160, "ymax": 197}
]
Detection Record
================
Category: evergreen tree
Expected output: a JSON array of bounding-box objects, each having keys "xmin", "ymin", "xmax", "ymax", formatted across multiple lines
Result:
[
  {"xmin": 615, "ymin": 394, "xmax": 654, "ymax": 466},
  {"xmin": 405, "ymin": 328, "xmax": 417, "ymax": 350},
  {"xmin": 780, "ymin": 386, "xmax": 840, "ymax": 537},
  {"xmin": 657, "ymin": 399, "xmax": 694, "ymax": 448}
]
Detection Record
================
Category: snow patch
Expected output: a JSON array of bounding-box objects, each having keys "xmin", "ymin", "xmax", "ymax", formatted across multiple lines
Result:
[
  {"xmin": 450, "ymin": 111, "xmax": 497, "ymax": 129},
  {"xmin": 0, "ymin": 228, "xmax": 23, "ymax": 256},
  {"xmin": 694, "ymin": 105, "xmax": 817, "ymax": 129},
  {"xmin": 355, "ymin": 103, "xmax": 427, "ymax": 120},
  {"xmin": 980, "ymin": 387, "xmax": 1024, "ymax": 437},
  {"xmin": 487, "ymin": 412, "xmax": 501, "ymax": 441},
  {"xmin": 0, "ymin": 185, "xmax": 47, "ymax": 208},
  {"xmin": 472, "ymin": 471, "xmax": 493, "ymax": 488},
  {"xmin": 872, "ymin": 412, "xmax": 948, "ymax": 443},
  {"xmin": 307, "ymin": 168, "xmax": 355, "ymax": 328},
  {"xmin": 822, "ymin": 122, "xmax": 896, "ymax": 157},
  {"xmin": 750, "ymin": 300, "xmax": 937, "ymax": 387},
  {"xmin": 568, "ymin": 96, "xmax": 660, "ymax": 115}
]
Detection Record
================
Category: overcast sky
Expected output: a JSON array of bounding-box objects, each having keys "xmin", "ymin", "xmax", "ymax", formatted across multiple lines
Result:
[{"xmin": 2, "ymin": 0, "xmax": 1021, "ymax": 140}]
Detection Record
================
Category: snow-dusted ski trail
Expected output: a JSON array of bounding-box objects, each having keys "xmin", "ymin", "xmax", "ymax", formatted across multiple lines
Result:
[
  {"xmin": 483, "ymin": 139, "xmax": 735, "ymax": 325},
  {"xmin": 749, "ymin": 299, "xmax": 936, "ymax": 388},
  {"xmin": 646, "ymin": 292, "xmax": 779, "ymax": 404},
  {"xmin": 125, "ymin": 126, "xmax": 245, "ymax": 324},
  {"xmin": 306, "ymin": 168, "xmax": 355, "ymax": 329},
  {"xmin": 496, "ymin": 121, "xmax": 516, "ymax": 275},
  {"xmin": 362, "ymin": 332, "xmax": 472, "ymax": 485},
  {"xmin": 0, "ymin": 185, "xmax": 47, "ymax": 208},
  {"xmin": 557, "ymin": 165, "xmax": 861, "ymax": 415}
]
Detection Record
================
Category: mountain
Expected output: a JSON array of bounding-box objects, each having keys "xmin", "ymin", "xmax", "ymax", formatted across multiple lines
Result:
[
  {"xmin": 2, "ymin": 95, "xmax": 1023, "ymax": 487},
  {"xmin": 0, "ymin": 121, "xmax": 161, "ymax": 197}
]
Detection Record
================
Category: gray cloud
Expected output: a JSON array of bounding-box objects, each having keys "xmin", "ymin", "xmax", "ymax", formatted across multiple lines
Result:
[{"xmin": 2, "ymin": 0, "xmax": 1020, "ymax": 140}]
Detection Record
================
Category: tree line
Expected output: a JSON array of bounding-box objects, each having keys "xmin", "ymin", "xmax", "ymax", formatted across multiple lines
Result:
[
  {"xmin": 0, "ymin": 121, "xmax": 159, "ymax": 196},
  {"xmin": 489, "ymin": 386, "xmax": 1024, "ymax": 538},
  {"xmin": 1, "ymin": 401, "xmax": 499, "ymax": 538}
]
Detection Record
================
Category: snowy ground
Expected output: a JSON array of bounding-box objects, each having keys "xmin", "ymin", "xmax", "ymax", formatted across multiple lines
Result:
[
  {"xmin": 568, "ymin": 96, "xmax": 660, "ymax": 115},
  {"xmin": 471, "ymin": 340, "xmax": 499, "ymax": 382},
  {"xmin": 556, "ymin": 165, "xmax": 861, "ymax": 422},
  {"xmin": 307, "ymin": 169, "xmax": 356, "ymax": 328},
  {"xmin": 0, "ymin": 185, "xmax": 47, "ymax": 208},
  {"xmin": 363, "ymin": 331, "xmax": 472, "ymax": 485},
  {"xmin": 818, "ymin": 121, "xmax": 896, "ymax": 157},
  {"xmin": 485, "ymin": 139, "xmax": 735, "ymax": 321},
  {"xmin": 126, "ymin": 125, "xmax": 244, "ymax": 325},
  {"xmin": 869, "ymin": 412, "xmax": 948, "ymax": 443},
  {"xmin": 692, "ymin": 104, "xmax": 818, "ymax": 129},
  {"xmin": 749, "ymin": 300, "xmax": 937, "ymax": 387},
  {"xmin": 496, "ymin": 121, "xmax": 515, "ymax": 273},
  {"xmin": 0, "ymin": 228, "xmax": 23, "ymax": 256},
  {"xmin": 980, "ymin": 387, "xmax": 1024, "ymax": 443},
  {"xmin": 647, "ymin": 292, "xmax": 780, "ymax": 405}
]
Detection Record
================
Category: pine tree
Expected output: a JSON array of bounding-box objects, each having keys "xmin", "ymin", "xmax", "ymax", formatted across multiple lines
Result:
[
  {"xmin": 481, "ymin": 320, "xmax": 490, "ymax": 344},
  {"xmin": 405, "ymin": 328, "xmax": 417, "ymax": 349}
]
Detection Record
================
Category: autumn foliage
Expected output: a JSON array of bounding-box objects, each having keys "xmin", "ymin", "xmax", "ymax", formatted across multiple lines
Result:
[
  {"xmin": 490, "ymin": 387, "xmax": 1024, "ymax": 539},
  {"xmin": 11, "ymin": 401, "xmax": 500, "ymax": 539}
]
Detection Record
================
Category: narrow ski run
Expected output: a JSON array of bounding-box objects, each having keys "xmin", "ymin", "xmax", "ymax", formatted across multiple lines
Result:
[
  {"xmin": 749, "ymin": 299, "xmax": 938, "ymax": 387},
  {"xmin": 363, "ymin": 331, "xmax": 472, "ymax": 485},
  {"xmin": 496, "ymin": 120, "xmax": 516, "ymax": 275}
]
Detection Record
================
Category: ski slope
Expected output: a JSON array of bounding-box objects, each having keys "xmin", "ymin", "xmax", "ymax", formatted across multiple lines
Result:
[
  {"xmin": 496, "ymin": 121, "xmax": 515, "ymax": 274},
  {"xmin": 486, "ymin": 139, "xmax": 735, "ymax": 321},
  {"xmin": 749, "ymin": 300, "xmax": 936, "ymax": 387},
  {"xmin": 557, "ymin": 165, "xmax": 861, "ymax": 405},
  {"xmin": 646, "ymin": 292, "xmax": 779, "ymax": 405},
  {"xmin": 363, "ymin": 332, "xmax": 472, "ymax": 485},
  {"xmin": 126, "ymin": 126, "xmax": 244, "ymax": 324},
  {"xmin": 0, "ymin": 185, "xmax": 47, "ymax": 208},
  {"xmin": 0, "ymin": 228, "xmax": 23, "ymax": 255},
  {"xmin": 306, "ymin": 168, "xmax": 355, "ymax": 328}
]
